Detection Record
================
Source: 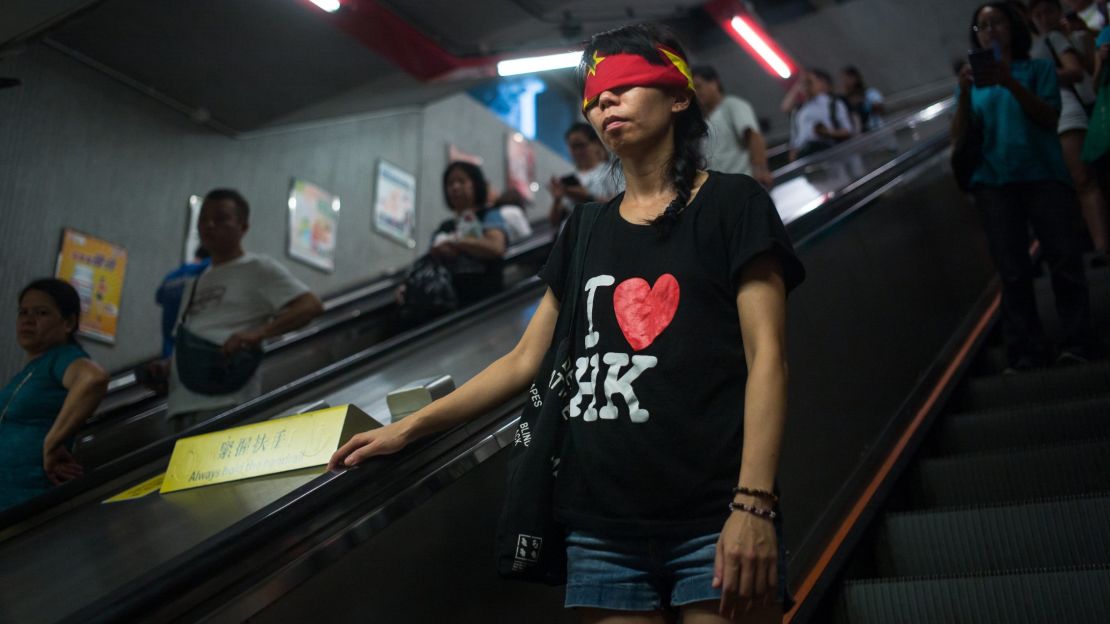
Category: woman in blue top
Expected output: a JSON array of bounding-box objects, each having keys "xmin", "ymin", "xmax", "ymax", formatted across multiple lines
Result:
[
  {"xmin": 953, "ymin": 2, "xmax": 1096, "ymax": 370},
  {"xmin": 1, "ymin": 279, "xmax": 109, "ymax": 510},
  {"xmin": 335, "ymin": 23, "xmax": 804, "ymax": 623}
]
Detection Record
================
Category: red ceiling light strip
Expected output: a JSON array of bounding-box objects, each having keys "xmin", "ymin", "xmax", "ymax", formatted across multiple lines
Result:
[
  {"xmin": 703, "ymin": 0, "xmax": 796, "ymax": 80},
  {"xmin": 312, "ymin": 0, "xmax": 490, "ymax": 80}
]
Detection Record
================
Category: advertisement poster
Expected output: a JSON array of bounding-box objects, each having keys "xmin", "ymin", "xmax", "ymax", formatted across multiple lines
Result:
[
  {"xmin": 287, "ymin": 179, "xmax": 340, "ymax": 272},
  {"xmin": 182, "ymin": 194, "xmax": 203, "ymax": 263},
  {"xmin": 54, "ymin": 229, "xmax": 128, "ymax": 344},
  {"xmin": 373, "ymin": 160, "xmax": 417, "ymax": 248},
  {"xmin": 506, "ymin": 132, "xmax": 537, "ymax": 202}
]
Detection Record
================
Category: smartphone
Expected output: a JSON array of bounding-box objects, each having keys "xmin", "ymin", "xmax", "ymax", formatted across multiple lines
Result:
[
  {"xmin": 968, "ymin": 48, "xmax": 998, "ymax": 87},
  {"xmin": 560, "ymin": 174, "xmax": 582, "ymax": 187}
]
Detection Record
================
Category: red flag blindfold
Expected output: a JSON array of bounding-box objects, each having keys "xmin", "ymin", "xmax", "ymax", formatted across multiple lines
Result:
[{"xmin": 582, "ymin": 46, "xmax": 695, "ymax": 112}]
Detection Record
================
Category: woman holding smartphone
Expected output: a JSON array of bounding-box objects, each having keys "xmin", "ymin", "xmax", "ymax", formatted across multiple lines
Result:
[
  {"xmin": 333, "ymin": 23, "xmax": 804, "ymax": 623},
  {"xmin": 953, "ymin": 2, "xmax": 1095, "ymax": 370},
  {"xmin": 549, "ymin": 122, "xmax": 621, "ymax": 227}
]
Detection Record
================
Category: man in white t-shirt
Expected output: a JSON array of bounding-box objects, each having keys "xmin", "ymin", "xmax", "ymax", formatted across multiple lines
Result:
[
  {"xmin": 158, "ymin": 189, "xmax": 324, "ymax": 419},
  {"xmin": 692, "ymin": 65, "xmax": 774, "ymax": 188},
  {"xmin": 548, "ymin": 123, "xmax": 623, "ymax": 227}
]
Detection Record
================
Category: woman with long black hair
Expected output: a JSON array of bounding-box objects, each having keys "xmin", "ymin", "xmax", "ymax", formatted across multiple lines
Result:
[
  {"xmin": 953, "ymin": 2, "xmax": 1096, "ymax": 369},
  {"xmin": 333, "ymin": 23, "xmax": 803, "ymax": 623}
]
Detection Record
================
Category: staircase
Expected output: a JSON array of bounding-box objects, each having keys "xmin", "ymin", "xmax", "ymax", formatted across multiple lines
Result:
[{"xmin": 825, "ymin": 263, "xmax": 1110, "ymax": 623}]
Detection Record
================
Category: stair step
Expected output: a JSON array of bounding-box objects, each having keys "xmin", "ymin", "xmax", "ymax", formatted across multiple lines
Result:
[
  {"xmin": 909, "ymin": 439, "xmax": 1110, "ymax": 508},
  {"xmin": 957, "ymin": 360, "xmax": 1110, "ymax": 412},
  {"xmin": 933, "ymin": 396, "xmax": 1110, "ymax": 455},
  {"xmin": 837, "ymin": 566, "xmax": 1110, "ymax": 623},
  {"xmin": 873, "ymin": 496, "xmax": 1110, "ymax": 577}
]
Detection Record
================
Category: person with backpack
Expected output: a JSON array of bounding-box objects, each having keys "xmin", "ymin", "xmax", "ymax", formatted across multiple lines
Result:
[
  {"xmin": 334, "ymin": 22, "xmax": 804, "ymax": 623},
  {"xmin": 787, "ymin": 69, "xmax": 854, "ymax": 161}
]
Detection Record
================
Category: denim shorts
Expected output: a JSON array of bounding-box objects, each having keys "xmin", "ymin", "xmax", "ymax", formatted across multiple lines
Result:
[{"xmin": 564, "ymin": 524, "xmax": 791, "ymax": 612}]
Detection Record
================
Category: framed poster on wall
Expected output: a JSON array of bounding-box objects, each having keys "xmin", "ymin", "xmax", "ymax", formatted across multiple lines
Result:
[
  {"xmin": 287, "ymin": 178, "xmax": 340, "ymax": 272},
  {"xmin": 506, "ymin": 132, "xmax": 537, "ymax": 202},
  {"xmin": 373, "ymin": 160, "xmax": 417, "ymax": 248},
  {"xmin": 54, "ymin": 228, "xmax": 128, "ymax": 344},
  {"xmin": 182, "ymin": 194, "xmax": 203, "ymax": 263}
]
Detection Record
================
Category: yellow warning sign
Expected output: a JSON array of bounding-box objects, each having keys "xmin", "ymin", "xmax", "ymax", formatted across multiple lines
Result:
[
  {"xmin": 160, "ymin": 404, "xmax": 377, "ymax": 494},
  {"xmin": 102, "ymin": 472, "xmax": 166, "ymax": 503}
]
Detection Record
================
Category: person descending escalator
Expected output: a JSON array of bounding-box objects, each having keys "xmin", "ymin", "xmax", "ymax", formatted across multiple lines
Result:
[
  {"xmin": 785, "ymin": 69, "xmax": 856, "ymax": 161},
  {"xmin": 1, "ymin": 279, "xmax": 109, "ymax": 510},
  {"xmin": 952, "ymin": 2, "xmax": 1098, "ymax": 371},
  {"xmin": 333, "ymin": 23, "xmax": 805, "ymax": 624},
  {"xmin": 143, "ymin": 188, "xmax": 324, "ymax": 424}
]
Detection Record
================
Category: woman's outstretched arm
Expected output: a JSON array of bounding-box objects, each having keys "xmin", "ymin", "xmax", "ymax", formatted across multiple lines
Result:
[{"xmin": 328, "ymin": 288, "xmax": 561, "ymax": 469}]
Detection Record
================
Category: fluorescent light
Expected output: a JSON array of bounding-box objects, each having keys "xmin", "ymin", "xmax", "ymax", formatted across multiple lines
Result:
[
  {"xmin": 497, "ymin": 51, "xmax": 582, "ymax": 77},
  {"xmin": 730, "ymin": 16, "xmax": 792, "ymax": 79},
  {"xmin": 309, "ymin": 0, "xmax": 341, "ymax": 12}
]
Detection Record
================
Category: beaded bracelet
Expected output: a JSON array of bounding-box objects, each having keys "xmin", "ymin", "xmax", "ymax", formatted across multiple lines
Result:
[
  {"xmin": 728, "ymin": 500, "xmax": 778, "ymax": 520},
  {"xmin": 732, "ymin": 486, "xmax": 779, "ymax": 505}
]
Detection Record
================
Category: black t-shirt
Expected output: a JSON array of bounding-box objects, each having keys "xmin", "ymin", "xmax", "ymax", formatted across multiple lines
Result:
[{"xmin": 538, "ymin": 172, "xmax": 805, "ymax": 537}]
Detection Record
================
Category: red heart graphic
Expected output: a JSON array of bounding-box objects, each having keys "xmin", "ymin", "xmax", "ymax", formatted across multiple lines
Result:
[{"xmin": 613, "ymin": 274, "xmax": 680, "ymax": 351}]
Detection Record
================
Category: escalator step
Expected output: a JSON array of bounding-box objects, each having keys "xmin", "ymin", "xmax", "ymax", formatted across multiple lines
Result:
[
  {"xmin": 957, "ymin": 361, "xmax": 1110, "ymax": 412},
  {"xmin": 933, "ymin": 396, "xmax": 1110, "ymax": 455},
  {"xmin": 909, "ymin": 439, "xmax": 1110, "ymax": 508},
  {"xmin": 836, "ymin": 566, "xmax": 1110, "ymax": 624},
  {"xmin": 873, "ymin": 495, "xmax": 1110, "ymax": 577}
]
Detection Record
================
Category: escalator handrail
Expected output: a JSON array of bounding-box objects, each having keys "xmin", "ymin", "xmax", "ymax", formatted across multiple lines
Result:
[{"xmin": 772, "ymin": 98, "xmax": 954, "ymax": 183}]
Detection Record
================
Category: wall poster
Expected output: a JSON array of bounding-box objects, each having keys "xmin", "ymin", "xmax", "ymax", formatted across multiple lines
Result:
[
  {"xmin": 506, "ymin": 132, "xmax": 537, "ymax": 202},
  {"xmin": 54, "ymin": 229, "xmax": 128, "ymax": 344},
  {"xmin": 373, "ymin": 160, "xmax": 417, "ymax": 248},
  {"xmin": 287, "ymin": 178, "xmax": 340, "ymax": 272}
]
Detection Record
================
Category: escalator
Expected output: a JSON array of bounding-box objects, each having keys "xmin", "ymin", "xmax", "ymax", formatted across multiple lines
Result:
[
  {"xmin": 0, "ymin": 96, "xmax": 1002, "ymax": 623},
  {"xmin": 796, "ymin": 264, "xmax": 1110, "ymax": 622}
]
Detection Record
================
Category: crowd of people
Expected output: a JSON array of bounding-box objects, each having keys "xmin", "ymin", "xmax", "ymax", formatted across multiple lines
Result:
[{"xmin": 954, "ymin": 0, "xmax": 1109, "ymax": 372}]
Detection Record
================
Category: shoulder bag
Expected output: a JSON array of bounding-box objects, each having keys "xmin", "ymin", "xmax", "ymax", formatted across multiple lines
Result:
[
  {"xmin": 494, "ymin": 201, "xmax": 603, "ymax": 585},
  {"xmin": 174, "ymin": 274, "xmax": 264, "ymax": 395}
]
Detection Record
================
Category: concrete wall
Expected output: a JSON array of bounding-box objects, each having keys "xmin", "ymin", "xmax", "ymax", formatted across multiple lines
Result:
[
  {"xmin": 0, "ymin": 43, "xmax": 569, "ymax": 381},
  {"xmin": 694, "ymin": 0, "xmax": 971, "ymax": 136}
]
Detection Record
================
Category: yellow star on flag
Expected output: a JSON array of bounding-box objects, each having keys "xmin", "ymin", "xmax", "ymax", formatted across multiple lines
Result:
[
  {"xmin": 659, "ymin": 47, "xmax": 694, "ymax": 90},
  {"xmin": 587, "ymin": 50, "xmax": 606, "ymax": 77}
]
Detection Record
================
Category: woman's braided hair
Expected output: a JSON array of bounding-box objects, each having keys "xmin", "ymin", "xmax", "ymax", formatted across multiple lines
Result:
[{"xmin": 578, "ymin": 23, "xmax": 708, "ymax": 237}]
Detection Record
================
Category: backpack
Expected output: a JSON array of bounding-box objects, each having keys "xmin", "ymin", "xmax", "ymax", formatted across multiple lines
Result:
[{"xmin": 399, "ymin": 254, "xmax": 458, "ymax": 323}]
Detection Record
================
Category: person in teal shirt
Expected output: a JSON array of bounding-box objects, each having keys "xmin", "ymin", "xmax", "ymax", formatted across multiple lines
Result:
[
  {"xmin": 0, "ymin": 278, "xmax": 109, "ymax": 510},
  {"xmin": 952, "ymin": 2, "xmax": 1096, "ymax": 370}
]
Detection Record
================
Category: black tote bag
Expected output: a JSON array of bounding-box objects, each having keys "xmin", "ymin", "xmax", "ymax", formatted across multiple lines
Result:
[{"xmin": 495, "ymin": 202, "xmax": 603, "ymax": 585}]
